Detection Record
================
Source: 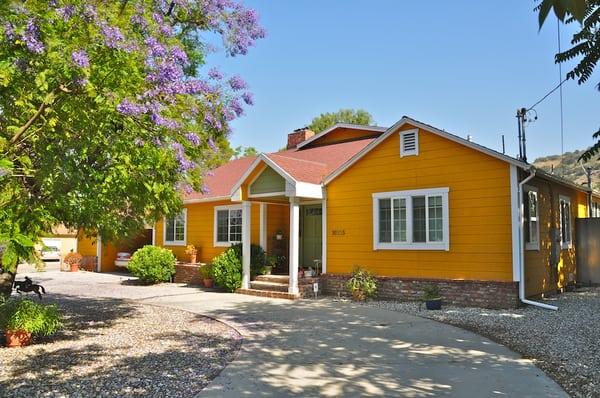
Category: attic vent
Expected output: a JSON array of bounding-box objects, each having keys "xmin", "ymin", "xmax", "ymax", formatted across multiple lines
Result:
[{"xmin": 400, "ymin": 129, "xmax": 419, "ymax": 157}]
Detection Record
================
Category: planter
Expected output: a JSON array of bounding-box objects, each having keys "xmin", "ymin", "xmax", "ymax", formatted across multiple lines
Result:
[
  {"xmin": 70, "ymin": 263, "xmax": 79, "ymax": 272},
  {"xmin": 5, "ymin": 329, "xmax": 32, "ymax": 348},
  {"xmin": 425, "ymin": 298, "xmax": 442, "ymax": 310},
  {"xmin": 189, "ymin": 254, "xmax": 197, "ymax": 264},
  {"xmin": 275, "ymin": 234, "xmax": 283, "ymax": 240},
  {"xmin": 264, "ymin": 266, "xmax": 273, "ymax": 275},
  {"xmin": 202, "ymin": 278, "xmax": 214, "ymax": 288}
]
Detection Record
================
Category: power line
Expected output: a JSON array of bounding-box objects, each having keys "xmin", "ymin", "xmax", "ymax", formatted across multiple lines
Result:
[{"xmin": 527, "ymin": 77, "xmax": 568, "ymax": 112}]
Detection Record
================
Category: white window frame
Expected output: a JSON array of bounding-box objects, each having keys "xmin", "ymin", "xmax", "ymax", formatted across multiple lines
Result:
[
  {"xmin": 592, "ymin": 202, "xmax": 600, "ymax": 218},
  {"xmin": 399, "ymin": 129, "xmax": 419, "ymax": 157},
  {"xmin": 523, "ymin": 186, "xmax": 540, "ymax": 251},
  {"xmin": 214, "ymin": 204, "xmax": 243, "ymax": 247},
  {"xmin": 163, "ymin": 209, "xmax": 187, "ymax": 246},
  {"xmin": 372, "ymin": 187, "xmax": 449, "ymax": 251},
  {"xmin": 559, "ymin": 195, "xmax": 572, "ymax": 250}
]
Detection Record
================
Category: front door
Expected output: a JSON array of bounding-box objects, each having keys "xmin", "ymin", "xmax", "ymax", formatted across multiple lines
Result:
[{"xmin": 300, "ymin": 204, "xmax": 322, "ymax": 268}]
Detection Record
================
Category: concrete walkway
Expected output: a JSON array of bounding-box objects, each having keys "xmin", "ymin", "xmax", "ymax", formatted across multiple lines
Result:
[{"xmin": 21, "ymin": 270, "xmax": 567, "ymax": 397}]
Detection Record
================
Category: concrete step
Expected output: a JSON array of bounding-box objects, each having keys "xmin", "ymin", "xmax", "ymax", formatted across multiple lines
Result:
[
  {"xmin": 255, "ymin": 274, "xmax": 289, "ymax": 283},
  {"xmin": 236, "ymin": 288, "xmax": 299, "ymax": 300},
  {"xmin": 250, "ymin": 280, "xmax": 289, "ymax": 292}
]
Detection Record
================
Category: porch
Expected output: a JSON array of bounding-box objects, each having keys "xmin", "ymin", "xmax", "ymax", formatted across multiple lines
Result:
[{"xmin": 231, "ymin": 155, "xmax": 327, "ymax": 298}]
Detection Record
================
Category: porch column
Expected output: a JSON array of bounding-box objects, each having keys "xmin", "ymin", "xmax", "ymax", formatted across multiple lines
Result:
[
  {"xmin": 242, "ymin": 201, "xmax": 251, "ymax": 289},
  {"xmin": 259, "ymin": 203, "xmax": 267, "ymax": 251},
  {"xmin": 289, "ymin": 197, "xmax": 300, "ymax": 294}
]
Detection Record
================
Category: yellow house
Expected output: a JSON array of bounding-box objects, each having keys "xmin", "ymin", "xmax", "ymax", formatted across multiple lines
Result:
[{"xmin": 78, "ymin": 117, "xmax": 600, "ymax": 308}]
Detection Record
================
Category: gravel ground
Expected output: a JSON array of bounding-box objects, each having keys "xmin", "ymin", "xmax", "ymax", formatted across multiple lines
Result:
[
  {"xmin": 355, "ymin": 287, "xmax": 600, "ymax": 398},
  {"xmin": 0, "ymin": 294, "xmax": 242, "ymax": 397}
]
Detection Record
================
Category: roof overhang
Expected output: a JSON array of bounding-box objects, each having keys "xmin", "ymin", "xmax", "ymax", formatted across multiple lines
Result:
[
  {"xmin": 323, "ymin": 116, "xmax": 531, "ymax": 185},
  {"xmin": 230, "ymin": 154, "xmax": 323, "ymax": 200},
  {"xmin": 296, "ymin": 123, "xmax": 387, "ymax": 150}
]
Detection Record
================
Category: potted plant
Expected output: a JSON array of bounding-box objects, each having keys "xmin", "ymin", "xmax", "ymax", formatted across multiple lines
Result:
[
  {"xmin": 63, "ymin": 251, "xmax": 83, "ymax": 272},
  {"xmin": 0, "ymin": 298, "xmax": 63, "ymax": 347},
  {"xmin": 423, "ymin": 284, "xmax": 442, "ymax": 310},
  {"xmin": 275, "ymin": 230, "xmax": 283, "ymax": 240},
  {"xmin": 199, "ymin": 264, "xmax": 214, "ymax": 288},
  {"xmin": 264, "ymin": 254, "xmax": 278, "ymax": 275},
  {"xmin": 346, "ymin": 266, "xmax": 377, "ymax": 301},
  {"xmin": 185, "ymin": 244, "xmax": 198, "ymax": 264}
]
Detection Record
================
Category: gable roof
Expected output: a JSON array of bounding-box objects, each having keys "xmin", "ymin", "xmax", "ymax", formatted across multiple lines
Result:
[
  {"xmin": 296, "ymin": 123, "xmax": 387, "ymax": 149},
  {"xmin": 323, "ymin": 116, "xmax": 530, "ymax": 185}
]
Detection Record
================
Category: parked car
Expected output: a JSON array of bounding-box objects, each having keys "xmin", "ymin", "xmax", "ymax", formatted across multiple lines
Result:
[{"xmin": 40, "ymin": 246, "xmax": 61, "ymax": 262}]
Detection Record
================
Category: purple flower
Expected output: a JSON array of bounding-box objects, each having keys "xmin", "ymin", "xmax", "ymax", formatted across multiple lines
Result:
[
  {"xmin": 134, "ymin": 138, "xmax": 145, "ymax": 147},
  {"xmin": 170, "ymin": 46, "xmax": 188, "ymax": 65},
  {"xmin": 151, "ymin": 112, "xmax": 180, "ymax": 130},
  {"xmin": 3, "ymin": 23, "xmax": 15, "ymax": 41},
  {"xmin": 241, "ymin": 92, "xmax": 254, "ymax": 105},
  {"xmin": 116, "ymin": 99, "xmax": 146, "ymax": 116},
  {"xmin": 201, "ymin": 184, "xmax": 210, "ymax": 194},
  {"xmin": 208, "ymin": 137, "xmax": 218, "ymax": 152},
  {"xmin": 229, "ymin": 98, "xmax": 244, "ymax": 117},
  {"xmin": 228, "ymin": 75, "xmax": 247, "ymax": 91},
  {"xmin": 100, "ymin": 23, "xmax": 124, "ymax": 49},
  {"xmin": 57, "ymin": 6, "xmax": 76, "ymax": 21},
  {"xmin": 171, "ymin": 142, "xmax": 195, "ymax": 171},
  {"xmin": 185, "ymin": 133, "xmax": 201, "ymax": 146},
  {"xmin": 208, "ymin": 68, "xmax": 223, "ymax": 80},
  {"xmin": 72, "ymin": 50, "xmax": 89, "ymax": 68},
  {"xmin": 183, "ymin": 184, "xmax": 194, "ymax": 195},
  {"xmin": 23, "ymin": 19, "xmax": 44, "ymax": 54},
  {"xmin": 145, "ymin": 37, "xmax": 167, "ymax": 57},
  {"xmin": 83, "ymin": 5, "xmax": 98, "ymax": 22},
  {"xmin": 74, "ymin": 77, "xmax": 88, "ymax": 87}
]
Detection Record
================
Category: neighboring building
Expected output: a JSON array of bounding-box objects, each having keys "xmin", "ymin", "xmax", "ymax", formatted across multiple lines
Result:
[
  {"xmin": 37, "ymin": 225, "xmax": 78, "ymax": 265},
  {"xmin": 78, "ymin": 117, "xmax": 600, "ymax": 308}
]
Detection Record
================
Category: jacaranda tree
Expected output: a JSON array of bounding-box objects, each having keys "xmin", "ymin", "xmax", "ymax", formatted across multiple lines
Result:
[{"xmin": 0, "ymin": 0, "xmax": 265, "ymax": 297}]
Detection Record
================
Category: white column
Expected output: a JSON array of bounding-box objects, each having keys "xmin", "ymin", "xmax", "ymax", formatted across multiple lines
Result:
[
  {"xmin": 242, "ymin": 201, "xmax": 252, "ymax": 289},
  {"xmin": 289, "ymin": 197, "xmax": 300, "ymax": 294},
  {"xmin": 259, "ymin": 203, "xmax": 267, "ymax": 251},
  {"xmin": 96, "ymin": 235, "xmax": 102, "ymax": 273}
]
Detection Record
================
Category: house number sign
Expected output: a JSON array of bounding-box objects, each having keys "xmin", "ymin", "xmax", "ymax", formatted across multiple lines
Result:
[{"xmin": 332, "ymin": 229, "xmax": 345, "ymax": 236}]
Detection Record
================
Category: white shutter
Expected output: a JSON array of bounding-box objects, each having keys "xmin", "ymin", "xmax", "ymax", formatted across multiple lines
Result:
[{"xmin": 400, "ymin": 129, "xmax": 419, "ymax": 157}]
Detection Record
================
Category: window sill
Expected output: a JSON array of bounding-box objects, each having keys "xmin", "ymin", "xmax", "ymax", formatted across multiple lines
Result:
[
  {"xmin": 374, "ymin": 242, "xmax": 449, "ymax": 251},
  {"xmin": 214, "ymin": 241, "xmax": 241, "ymax": 247},
  {"xmin": 561, "ymin": 243, "xmax": 573, "ymax": 250},
  {"xmin": 164, "ymin": 241, "xmax": 186, "ymax": 247},
  {"xmin": 525, "ymin": 244, "xmax": 539, "ymax": 251}
]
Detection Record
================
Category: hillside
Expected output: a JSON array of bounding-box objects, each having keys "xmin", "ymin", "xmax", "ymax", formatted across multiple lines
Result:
[{"xmin": 532, "ymin": 149, "xmax": 600, "ymax": 190}]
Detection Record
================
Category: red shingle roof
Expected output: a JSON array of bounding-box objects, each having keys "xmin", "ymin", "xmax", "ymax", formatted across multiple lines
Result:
[{"xmin": 183, "ymin": 138, "xmax": 374, "ymax": 201}]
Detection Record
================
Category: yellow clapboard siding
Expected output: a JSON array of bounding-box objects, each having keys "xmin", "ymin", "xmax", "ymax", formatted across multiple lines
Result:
[{"xmin": 326, "ymin": 123, "xmax": 514, "ymax": 282}]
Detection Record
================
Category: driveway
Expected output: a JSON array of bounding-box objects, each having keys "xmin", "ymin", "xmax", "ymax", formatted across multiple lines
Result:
[{"xmin": 19, "ymin": 270, "xmax": 566, "ymax": 397}]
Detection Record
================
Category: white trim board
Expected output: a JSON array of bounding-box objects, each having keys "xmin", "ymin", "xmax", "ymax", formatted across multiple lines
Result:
[
  {"xmin": 213, "ymin": 204, "xmax": 243, "ymax": 247},
  {"xmin": 509, "ymin": 165, "xmax": 521, "ymax": 282},
  {"xmin": 163, "ymin": 209, "xmax": 187, "ymax": 246},
  {"xmin": 323, "ymin": 116, "xmax": 529, "ymax": 185}
]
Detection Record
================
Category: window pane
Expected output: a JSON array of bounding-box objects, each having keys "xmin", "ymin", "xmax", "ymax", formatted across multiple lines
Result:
[
  {"xmin": 229, "ymin": 209, "xmax": 243, "ymax": 242},
  {"xmin": 524, "ymin": 192, "xmax": 531, "ymax": 243},
  {"xmin": 165, "ymin": 217, "xmax": 175, "ymax": 242},
  {"xmin": 174, "ymin": 212, "xmax": 185, "ymax": 241},
  {"xmin": 393, "ymin": 198, "xmax": 407, "ymax": 242},
  {"xmin": 428, "ymin": 195, "xmax": 443, "ymax": 242},
  {"xmin": 413, "ymin": 196, "xmax": 426, "ymax": 242},
  {"xmin": 217, "ymin": 210, "xmax": 229, "ymax": 242},
  {"xmin": 565, "ymin": 203, "xmax": 571, "ymax": 242},
  {"xmin": 378, "ymin": 199, "xmax": 391, "ymax": 243},
  {"xmin": 529, "ymin": 192, "xmax": 537, "ymax": 218},
  {"xmin": 530, "ymin": 221, "xmax": 538, "ymax": 243}
]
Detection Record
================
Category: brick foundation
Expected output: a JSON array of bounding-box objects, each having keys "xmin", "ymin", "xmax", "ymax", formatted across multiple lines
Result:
[
  {"xmin": 174, "ymin": 263, "xmax": 206, "ymax": 285},
  {"xmin": 321, "ymin": 274, "xmax": 519, "ymax": 309}
]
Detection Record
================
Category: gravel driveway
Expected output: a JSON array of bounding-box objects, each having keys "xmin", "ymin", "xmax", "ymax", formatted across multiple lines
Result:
[
  {"xmin": 0, "ymin": 274, "xmax": 241, "ymax": 397},
  {"xmin": 362, "ymin": 287, "xmax": 600, "ymax": 398}
]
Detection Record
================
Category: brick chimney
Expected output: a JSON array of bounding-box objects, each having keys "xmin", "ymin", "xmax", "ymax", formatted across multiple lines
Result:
[{"xmin": 287, "ymin": 127, "xmax": 315, "ymax": 149}]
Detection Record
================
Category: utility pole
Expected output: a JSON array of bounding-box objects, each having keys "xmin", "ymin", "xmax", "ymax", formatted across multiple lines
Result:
[{"xmin": 516, "ymin": 108, "xmax": 527, "ymax": 163}]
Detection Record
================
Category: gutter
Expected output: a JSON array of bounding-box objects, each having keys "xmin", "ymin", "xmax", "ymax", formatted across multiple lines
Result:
[{"xmin": 517, "ymin": 168, "xmax": 558, "ymax": 311}]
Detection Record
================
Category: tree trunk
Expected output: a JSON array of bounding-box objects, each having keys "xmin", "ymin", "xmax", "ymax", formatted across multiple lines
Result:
[{"xmin": 0, "ymin": 267, "xmax": 16, "ymax": 300}]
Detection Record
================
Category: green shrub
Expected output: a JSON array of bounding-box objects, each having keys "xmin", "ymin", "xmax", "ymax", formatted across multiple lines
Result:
[
  {"xmin": 346, "ymin": 266, "xmax": 378, "ymax": 301},
  {"xmin": 422, "ymin": 284, "xmax": 441, "ymax": 300},
  {"xmin": 199, "ymin": 264, "xmax": 214, "ymax": 279},
  {"xmin": 0, "ymin": 298, "xmax": 63, "ymax": 335},
  {"xmin": 212, "ymin": 244, "xmax": 266, "ymax": 292},
  {"xmin": 128, "ymin": 245, "xmax": 176, "ymax": 283}
]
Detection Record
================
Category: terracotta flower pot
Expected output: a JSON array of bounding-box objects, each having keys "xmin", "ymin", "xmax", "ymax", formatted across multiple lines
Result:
[
  {"xmin": 352, "ymin": 290, "xmax": 366, "ymax": 302},
  {"xmin": 202, "ymin": 278, "xmax": 214, "ymax": 288},
  {"xmin": 70, "ymin": 263, "xmax": 79, "ymax": 272},
  {"xmin": 190, "ymin": 254, "xmax": 197, "ymax": 264},
  {"xmin": 5, "ymin": 329, "xmax": 32, "ymax": 348}
]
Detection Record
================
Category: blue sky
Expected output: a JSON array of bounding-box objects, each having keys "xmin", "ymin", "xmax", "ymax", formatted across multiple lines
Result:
[{"xmin": 207, "ymin": 1, "xmax": 598, "ymax": 161}]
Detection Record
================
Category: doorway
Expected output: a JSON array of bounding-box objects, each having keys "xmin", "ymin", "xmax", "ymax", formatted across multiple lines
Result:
[{"xmin": 300, "ymin": 204, "xmax": 322, "ymax": 268}]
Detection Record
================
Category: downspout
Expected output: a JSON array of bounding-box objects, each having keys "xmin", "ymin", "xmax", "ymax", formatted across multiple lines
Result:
[{"xmin": 518, "ymin": 168, "xmax": 558, "ymax": 311}]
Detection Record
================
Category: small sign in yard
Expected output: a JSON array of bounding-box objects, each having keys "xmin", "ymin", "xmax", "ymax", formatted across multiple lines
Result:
[{"xmin": 313, "ymin": 282, "xmax": 319, "ymax": 299}]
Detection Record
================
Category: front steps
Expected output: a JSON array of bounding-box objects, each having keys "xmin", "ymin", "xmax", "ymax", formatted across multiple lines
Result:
[{"xmin": 236, "ymin": 274, "xmax": 320, "ymax": 300}]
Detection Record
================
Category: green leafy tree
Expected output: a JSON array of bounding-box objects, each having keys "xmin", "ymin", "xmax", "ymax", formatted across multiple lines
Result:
[
  {"xmin": 307, "ymin": 109, "xmax": 375, "ymax": 133},
  {"xmin": 536, "ymin": 0, "xmax": 600, "ymax": 161},
  {"xmin": 0, "ymin": 0, "xmax": 265, "ymax": 297},
  {"xmin": 232, "ymin": 145, "xmax": 259, "ymax": 159}
]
